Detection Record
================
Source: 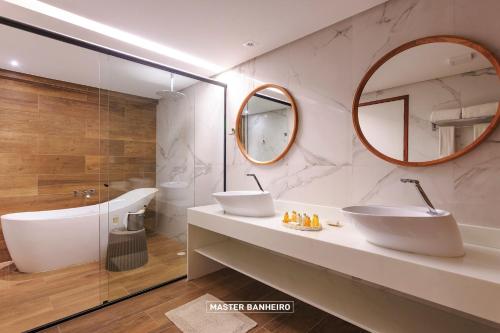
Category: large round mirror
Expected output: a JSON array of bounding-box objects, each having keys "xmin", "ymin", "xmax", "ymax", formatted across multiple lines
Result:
[
  {"xmin": 353, "ymin": 36, "xmax": 500, "ymax": 166},
  {"xmin": 236, "ymin": 84, "xmax": 298, "ymax": 165}
]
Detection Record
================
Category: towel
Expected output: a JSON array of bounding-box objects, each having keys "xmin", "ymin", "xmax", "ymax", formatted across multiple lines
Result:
[
  {"xmin": 430, "ymin": 108, "xmax": 461, "ymax": 122},
  {"xmin": 439, "ymin": 126, "xmax": 455, "ymax": 157},
  {"xmin": 473, "ymin": 123, "xmax": 489, "ymax": 140},
  {"xmin": 462, "ymin": 102, "xmax": 498, "ymax": 119}
]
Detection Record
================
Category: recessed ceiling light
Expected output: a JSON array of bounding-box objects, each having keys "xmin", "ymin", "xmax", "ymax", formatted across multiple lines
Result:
[
  {"xmin": 243, "ymin": 40, "xmax": 257, "ymax": 48},
  {"xmin": 9, "ymin": 60, "xmax": 19, "ymax": 67},
  {"xmin": 4, "ymin": 0, "xmax": 223, "ymax": 73}
]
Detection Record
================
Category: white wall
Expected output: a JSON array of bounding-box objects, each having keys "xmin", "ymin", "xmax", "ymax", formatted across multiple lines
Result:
[
  {"xmin": 156, "ymin": 82, "xmax": 224, "ymax": 243},
  {"xmin": 155, "ymin": 92, "xmax": 194, "ymax": 243},
  {"xmin": 214, "ymin": 0, "xmax": 500, "ymax": 228},
  {"xmin": 182, "ymin": 0, "xmax": 500, "ymax": 228}
]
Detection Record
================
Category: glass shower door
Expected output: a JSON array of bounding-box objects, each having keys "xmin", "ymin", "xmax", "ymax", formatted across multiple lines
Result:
[
  {"xmin": 98, "ymin": 56, "xmax": 196, "ymax": 302},
  {"xmin": 0, "ymin": 23, "xmax": 105, "ymax": 331}
]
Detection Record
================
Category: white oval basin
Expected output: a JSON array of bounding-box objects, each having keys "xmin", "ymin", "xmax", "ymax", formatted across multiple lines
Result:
[
  {"xmin": 342, "ymin": 205, "xmax": 465, "ymax": 257},
  {"xmin": 160, "ymin": 181, "xmax": 190, "ymax": 203},
  {"xmin": 212, "ymin": 191, "xmax": 275, "ymax": 217},
  {"xmin": 160, "ymin": 181, "xmax": 189, "ymax": 189}
]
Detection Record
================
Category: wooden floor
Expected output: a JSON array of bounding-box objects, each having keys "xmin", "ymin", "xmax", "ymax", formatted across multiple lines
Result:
[
  {"xmin": 0, "ymin": 234, "xmax": 186, "ymax": 333},
  {"xmin": 40, "ymin": 268, "xmax": 366, "ymax": 333}
]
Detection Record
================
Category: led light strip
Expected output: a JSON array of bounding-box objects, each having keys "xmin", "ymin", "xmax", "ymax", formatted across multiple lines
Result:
[{"xmin": 3, "ymin": 0, "xmax": 223, "ymax": 72}]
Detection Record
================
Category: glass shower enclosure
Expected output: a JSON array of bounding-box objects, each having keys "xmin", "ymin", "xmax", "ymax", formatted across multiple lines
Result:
[
  {"xmin": 99, "ymin": 57, "xmax": 202, "ymax": 301},
  {"xmin": 0, "ymin": 17, "xmax": 225, "ymax": 331}
]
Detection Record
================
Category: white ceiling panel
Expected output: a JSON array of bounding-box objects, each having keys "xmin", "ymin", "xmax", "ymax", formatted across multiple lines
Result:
[{"xmin": 0, "ymin": 0, "xmax": 386, "ymax": 77}]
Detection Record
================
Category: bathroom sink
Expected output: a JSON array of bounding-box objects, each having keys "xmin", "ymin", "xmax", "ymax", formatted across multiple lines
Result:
[
  {"xmin": 342, "ymin": 205, "xmax": 464, "ymax": 257},
  {"xmin": 160, "ymin": 181, "xmax": 190, "ymax": 203},
  {"xmin": 212, "ymin": 191, "xmax": 275, "ymax": 217}
]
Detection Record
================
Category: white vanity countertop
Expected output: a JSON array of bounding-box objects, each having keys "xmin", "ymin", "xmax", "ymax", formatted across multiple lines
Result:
[{"xmin": 188, "ymin": 202, "xmax": 500, "ymax": 325}]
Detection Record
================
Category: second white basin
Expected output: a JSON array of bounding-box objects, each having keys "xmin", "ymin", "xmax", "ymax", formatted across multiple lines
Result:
[
  {"xmin": 212, "ymin": 191, "xmax": 275, "ymax": 217},
  {"xmin": 342, "ymin": 205, "xmax": 464, "ymax": 257}
]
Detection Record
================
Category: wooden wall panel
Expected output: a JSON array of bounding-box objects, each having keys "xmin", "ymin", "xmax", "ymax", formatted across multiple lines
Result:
[
  {"xmin": 0, "ymin": 175, "xmax": 37, "ymax": 198},
  {"xmin": 0, "ymin": 87, "xmax": 38, "ymax": 112},
  {"xmin": 38, "ymin": 135, "xmax": 100, "ymax": 155},
  {"xmin": 38, "ymin": 174, "xmax": 101, "ymax": 195},
  {"xmin": 0, "ymin": 153, "xmax": 39, "ymax": 174},
  {"xmin": 0, "ymin": 109, "xmax": 40, "ymax": 134},
  {"xmin": 0, "ymin": 131, "xmax": 38, "ymax": 154},
  {"xmin": 0, "ymin": 69, "xmax": 158, "ymax": 262}
]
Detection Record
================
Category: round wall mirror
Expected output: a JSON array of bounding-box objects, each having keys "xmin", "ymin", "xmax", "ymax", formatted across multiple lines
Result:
[
  {"xmin": 236, "ymin": 84, "xmax": 298, "ymax": 165},
  {"xmin": 353, "ymin": 36, "xmax": 500, "ymax": 166}
]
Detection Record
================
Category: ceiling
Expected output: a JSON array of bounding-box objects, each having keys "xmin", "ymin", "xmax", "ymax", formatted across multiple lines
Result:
[
  {"xmin": 365, "ymin": 43, "xmax": 493, "ymax": 93},
  {"xmin": 0, "ymin": 0, "xmax": 386, "ymax": 78},
  {"xmin": 0, "ymin": 24, "xmax": 200, "ymax": 99}
]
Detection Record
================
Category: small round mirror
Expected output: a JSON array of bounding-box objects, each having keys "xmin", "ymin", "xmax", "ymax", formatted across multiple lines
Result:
[
  {"xmin": 236, "ymin": 84, "xmax": 298, "ymax": 165},
  {"xmin": 353, "ymin": 36, "xmax": 500, "ymax": 166}
]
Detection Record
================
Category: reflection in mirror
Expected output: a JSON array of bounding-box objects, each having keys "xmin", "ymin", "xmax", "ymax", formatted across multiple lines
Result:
[
  {"xmin": 236, "ymin": 85, "xmax": 298, "ymax": 164},
  {"xmin": 359, "ymin": 96, "xmax": 409, "ymax": 161},
  {"xmin": 355, "ymin": 37, "xmax": 500, "ymax": 165}
]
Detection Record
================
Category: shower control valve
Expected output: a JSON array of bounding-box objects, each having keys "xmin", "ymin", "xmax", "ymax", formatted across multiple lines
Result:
[{"xmin": 73, "ymin": 189, "xmax": 96, "ymax": 199}]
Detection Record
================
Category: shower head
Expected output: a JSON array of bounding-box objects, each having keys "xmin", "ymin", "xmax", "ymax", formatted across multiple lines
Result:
[
  {"xmin": 156, "ymin": 73, "xmax": 186, "ymax": 99},
  {"xmin": 156, "ymin": 89, "xmax": 186, "ymax": 99}
]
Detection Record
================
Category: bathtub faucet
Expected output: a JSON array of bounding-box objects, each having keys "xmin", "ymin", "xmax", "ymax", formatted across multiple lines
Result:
[{"xmin": 73, "ymin": 189, "xmax": 96, "ymax": 199}]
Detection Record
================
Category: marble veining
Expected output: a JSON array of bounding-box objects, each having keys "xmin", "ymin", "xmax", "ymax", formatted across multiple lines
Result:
[
  {"xmin": 156, "ymin": 81, "xmax": 225, "ymax": 242},
  {"xmin": 358, "ymin": 168, "xmax": 398, "ymax": 204},
  {"xmin": 454, "ymin": 167, "xmax": 488, "ymax": 191},
  {"xmin": 312, "ymin": 25, "xmax": 352, "ymax": 55},
  {"xmin": 433, "ymin": 78, "xmax": 462, "ymax": 109},
  {"xmin": 183, "ymin": 0, "xmax": 500, "ymax": 227},
  {"xmin": 364, "ymin": 0, "xmax": 420, "ymax": 72}
]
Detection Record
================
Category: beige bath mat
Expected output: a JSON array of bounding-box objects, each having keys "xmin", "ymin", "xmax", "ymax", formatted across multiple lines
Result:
[{"xmin": 165, "ymin": 294, "xmax": 257, "ymax": 333}]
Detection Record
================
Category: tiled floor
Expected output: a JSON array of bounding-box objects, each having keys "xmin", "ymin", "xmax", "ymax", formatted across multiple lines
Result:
[
  {"xmin": 42, "ymin": 268, "xmax": 366, "ymax": 333},
  {"xmin": 0, "ymin": 234, "xmax": 186, "ymax": 332}
]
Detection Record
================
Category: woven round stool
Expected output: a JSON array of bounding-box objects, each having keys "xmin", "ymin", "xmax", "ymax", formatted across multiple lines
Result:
[{"xmin": 106, "ymin": 228, "xmax": 148, "ymax": 272}]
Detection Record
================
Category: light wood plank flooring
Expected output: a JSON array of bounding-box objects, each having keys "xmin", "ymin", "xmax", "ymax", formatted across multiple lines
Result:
[
  {"xmin": 0, "ymin": 234, "xmax": 186, "ymax": 332},
  {"xmin": 41, "ymin": 268, "xmax": 366, "ymax": 333}
]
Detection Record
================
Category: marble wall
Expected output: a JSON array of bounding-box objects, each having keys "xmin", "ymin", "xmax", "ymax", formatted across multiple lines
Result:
[
  {"xmin": 156, "ymin": 82, "xmax": 225, "ymax": 243},
  {"xmin": 215, "ymin": 0, "xmax": 500, "ymax": 228}
]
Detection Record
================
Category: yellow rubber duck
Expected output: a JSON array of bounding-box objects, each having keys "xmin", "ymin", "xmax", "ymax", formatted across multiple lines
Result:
[{"xmin": 291, "ymin": 211, "xmax": 297, "ymax": 223}]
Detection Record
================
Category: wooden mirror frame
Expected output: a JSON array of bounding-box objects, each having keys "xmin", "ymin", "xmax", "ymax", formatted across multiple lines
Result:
[
  {"xmin": 352, "ymin": 35, "xmax": 500, "ymax": 167},
  {"xmin": 235, "ymin": 84, "xmax": 299, "ymax": 165}
]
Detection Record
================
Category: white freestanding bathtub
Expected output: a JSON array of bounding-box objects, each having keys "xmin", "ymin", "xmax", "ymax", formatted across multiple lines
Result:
[{"xmin": 1, "ymin": 188, "xmax": 158, "ymax": 273}]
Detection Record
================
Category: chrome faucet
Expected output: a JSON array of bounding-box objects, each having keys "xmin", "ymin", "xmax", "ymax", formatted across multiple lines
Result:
[
  {"xmin": 73, "ymin": 189, "xmax": 96, "ymax": 199},
  {"xmin": 246, "ymin": 174, "xmax": 264, "ymax": 191},
  {"xmin": 400, "ymin": 178, "xmax": 438, "ymax": 215}
]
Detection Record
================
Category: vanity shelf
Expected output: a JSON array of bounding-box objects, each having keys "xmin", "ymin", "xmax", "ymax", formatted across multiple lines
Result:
[
  {"xmin": 188, "ymin": 202, "xmax": 500, "ymax": 333},
  {"xmin": 194, "ymin": 238, "xmax": 493, "ymax": 333}
]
